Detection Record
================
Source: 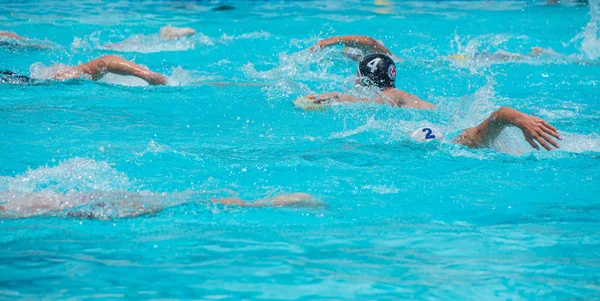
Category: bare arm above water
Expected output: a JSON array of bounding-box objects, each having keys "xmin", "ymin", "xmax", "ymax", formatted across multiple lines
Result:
[
  {"xmin": 453, "ymin": 107, "xmax": 561, "ymax": 150},
  {"xmin": 310, "ymin": 35, "xmax": 392, "ymax": 56},
  {"xmin": 75, "ymin": 55, "xmax": 167, "ymax": 85}
]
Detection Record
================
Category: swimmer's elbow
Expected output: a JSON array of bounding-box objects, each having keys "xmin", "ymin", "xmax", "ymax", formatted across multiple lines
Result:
[{"xmin": 454, "ymin": 128, "xmax": 484, "ymax": 148}]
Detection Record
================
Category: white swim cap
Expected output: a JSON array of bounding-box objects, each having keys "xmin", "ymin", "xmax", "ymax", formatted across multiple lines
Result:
[{"xmin": 410, "ymin": 127, "xmax": 442, "ymax": 142}]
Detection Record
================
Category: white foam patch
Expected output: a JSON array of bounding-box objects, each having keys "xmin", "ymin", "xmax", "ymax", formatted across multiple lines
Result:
[
  {"xmin": 220, "ymin": 31, "xmax": 272, "ymax": 42},
  {"xmin": 73, "ymin": 32, "xmax": 214, "ymax": 53},
  {"xmin": 572, "ymin": 0, "xmax": 600, "ymax": 59},
  {"xmin": 29, "ymin": 62, "xmax": 73, "ymax": 80},
  {"xmin": 0, "ymin": 36, "xmax": 56, "ymax": 50},
  {"xmin": 0, "ymin": 158, "xmax": 131, "ymax": 193}
]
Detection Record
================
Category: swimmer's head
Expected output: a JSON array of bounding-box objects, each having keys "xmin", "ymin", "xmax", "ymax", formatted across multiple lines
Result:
[{"xmin": 357, "ymin": 54, "xmax": 396, "ymax": 89}]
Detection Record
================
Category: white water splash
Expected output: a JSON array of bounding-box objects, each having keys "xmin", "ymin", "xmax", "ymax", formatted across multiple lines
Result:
[
  {"xmin": 73, "ymin": 31, "xmax": 213, "ymax": 53},
  {"xmin": 0, "ymin": 158, "xmax": 131, "ymax": 193},
  {"xmin": 573, "ymin": 0, "xmax": 600, "ymax": 59}
]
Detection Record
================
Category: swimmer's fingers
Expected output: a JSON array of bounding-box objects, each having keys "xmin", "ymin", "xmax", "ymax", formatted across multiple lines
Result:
[
  {"xmin": 525, "ymin": 137, "xmax": 540, "ymax": 151},
  {"xmin": 538, "ymin": 130, "xmax": 560, "ymax": 149},
  {"xmin": 532, "ymin": 131, "xmax": 556, "ymax": 151},
  {"xmin": 541, "ymin": 121, "xmax": 561, "ymax": 139}
]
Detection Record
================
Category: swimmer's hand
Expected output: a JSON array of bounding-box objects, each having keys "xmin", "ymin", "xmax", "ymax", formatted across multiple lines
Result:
[
  {"xmin": 160, "ymin": 26, "xmax": 196, "ymax": 40},
  {"xmin": 143, "ymin": 72, "xmax": 167, "ymax": 85},
  {"xmin": 512, "ymin": 111, "xmax": 561, "ymax": 151},
  {"xmin": 309, "ymin": 37, "xmax": 337, "ymax": 52}
]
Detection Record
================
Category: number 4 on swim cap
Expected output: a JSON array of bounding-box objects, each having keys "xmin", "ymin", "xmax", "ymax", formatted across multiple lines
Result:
[{"xmin": 410, "ymin": 127, "xmax": 443, "ymax": 142}]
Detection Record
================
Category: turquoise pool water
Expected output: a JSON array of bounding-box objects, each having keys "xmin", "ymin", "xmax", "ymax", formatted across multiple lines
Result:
[{"xmin": 1, "ymin": 0, "xmax": 600, "ymax": 299}]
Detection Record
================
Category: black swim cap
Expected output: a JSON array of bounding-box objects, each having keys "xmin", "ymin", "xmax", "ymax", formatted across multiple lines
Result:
[
  {"xmin": 0, "ymin": 70, "xmax": 33, "ymax": 85},
  {"xmin": 358, "ymin": 54, "xmax": 396, "ymax": 89}
]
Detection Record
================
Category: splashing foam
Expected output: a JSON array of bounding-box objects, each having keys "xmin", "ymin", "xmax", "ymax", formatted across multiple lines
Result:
[
  {"xmin": 0, "ymin": 158, "xmax": 131, "ymax": 193},
  {"xmin": 73, "ymin": 31, "xmax": 213, "ymax": 53},
  {"xmin": 574, "ymin": 0, "xmax": 600, "ymax": 59},
  {"xmin": 243, "ymin": 48, "xmax": 352, "ymax": 100},
  {"xmin": 0, "ymin": 158, "xmax": 191, "ymax": 219}
]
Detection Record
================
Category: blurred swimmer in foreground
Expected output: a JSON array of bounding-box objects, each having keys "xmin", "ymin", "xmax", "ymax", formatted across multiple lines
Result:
[
  {"xmin": 103, "ymin": 25, "xmax": 197, "ymax": 49},
  {"xmin": 1, "ymin": 55, "xmax": 167, "ymax": 85},
  {"xmin": 299, "ymin": 54, "xmax": 561, "ymax": 151},
  {"xmin": 0, "ymin": 191, "xmax": 321, "ymax": 219}
]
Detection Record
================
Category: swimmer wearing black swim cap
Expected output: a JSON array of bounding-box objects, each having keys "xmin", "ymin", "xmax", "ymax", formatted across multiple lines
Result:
[
  {"xmin": 302, "ymin": 54, "xmax": 435, "ymax": 109},
  {"xmin": 357, "ymin": 53, "xmax": 396, "ymax": 89}
]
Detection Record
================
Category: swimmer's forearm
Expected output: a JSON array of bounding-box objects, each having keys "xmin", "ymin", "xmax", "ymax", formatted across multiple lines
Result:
[
  {"xmin": 326, "ymin": 92, "xmax": 368, "ymax": 103},
  {"xmin": 313, "ymin": 35, "xmax": 392, "ymax": 55},
  {"xmin": 454, "ymin": 107, "xmax": 517, "ymax": 148},
  {"xmin": 330, "ymin": 35, "xmax": 391, "ymax": 55},
  {"xmin": 78, "ymin": 55, "xmax": 166, "ymax": 85}
]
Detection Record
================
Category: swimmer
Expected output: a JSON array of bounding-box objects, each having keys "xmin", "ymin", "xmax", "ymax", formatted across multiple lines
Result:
[
  {"xmin": 446, "ymin": 47, "xmax": 560, "ymax": 63},
  {"xmin": 302, "ymin": 53, "xmax": 435, "ymax": 109},
  {"xmin": 2, "ymin": 55, "xmax": 166, "ymax": 85},
  {"xmin": 0, "ymin": 30, "xmax": 52, "ymax": 50},
  {"xmin": 0, "ymin": 31, "xmax": 26, "ymax": 40},
  {"xmin": 0, "ymin": 190, "xmax": 322, "ymax": 219},
  {"xmin": 310, "ymin": 35, "xmax": 394, "ymax": 62},
  {"xmin": 103, "ymin": 25, "xmax": 197, "ymax": 49}
]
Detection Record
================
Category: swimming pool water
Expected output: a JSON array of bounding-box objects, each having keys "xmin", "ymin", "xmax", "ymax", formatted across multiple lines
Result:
[{"xmin": 1, "ymin": 0, "xmax": 600, "ymax": 299}]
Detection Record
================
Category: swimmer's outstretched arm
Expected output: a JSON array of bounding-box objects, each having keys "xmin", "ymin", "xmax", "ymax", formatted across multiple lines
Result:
[
  {"xmin": 0, "ymin": 31, "xmax": 26, "ymax": 40},
  {"xmin": 304, "ymin": 92, "xmax": 370, "ymax": 104},
  {"xmin": 310, "ymin": 35, "xmax": 392, "ymax": 55},
  {"xmin": 76, "ymin": 55, "xmax": 167, "ymax": 85},
  {"xmin": 454, "ymin": 107, "xmax": 561, "ymax": 150},
  {"xmin": 304, "ymin": 90, "xmax": 436, "ymax": 109}
]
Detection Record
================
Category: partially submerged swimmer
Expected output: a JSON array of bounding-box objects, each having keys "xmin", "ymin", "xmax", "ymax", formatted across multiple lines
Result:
[
  {"xmin": 0, "ymin": 31, "xmax": 26, "ymax": 40},
  {"xmin": 0, "ymin": 30, "xmax": 53, "ymax": 50},
  {"xmin": 0, "ymin": 190, "xmax": 321, "ymax": 219},
  {"xmin": 103, "ymin": 25, "xmax": 197, "ymax": 49},
  {"xmin": 303, "ymin": 53, "xmax": 435, "ymax": 109},
  {"xmin": 2, "ymin": 55, "xmax": 167, "ymax": 85}
]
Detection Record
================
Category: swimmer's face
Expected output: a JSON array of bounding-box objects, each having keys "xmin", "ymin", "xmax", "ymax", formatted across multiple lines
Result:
[{"xmin": 356, "ymin": 71, "xmax": 371, "ymax": 87}]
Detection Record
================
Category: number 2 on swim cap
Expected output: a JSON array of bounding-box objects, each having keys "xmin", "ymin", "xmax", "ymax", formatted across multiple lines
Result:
[
  {"xmin": 422, "ymin": 128, "xmax": 436, "ymax": 139},
  {"xmin": 366, "ymin": 58, "xmax": 381, "ymax": 72}
]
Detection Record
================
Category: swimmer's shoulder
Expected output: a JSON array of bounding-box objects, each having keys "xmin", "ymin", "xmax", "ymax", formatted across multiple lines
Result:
[{"xmin": 381, "ymin": 88, "xmax": 409, "ymax": 107}]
